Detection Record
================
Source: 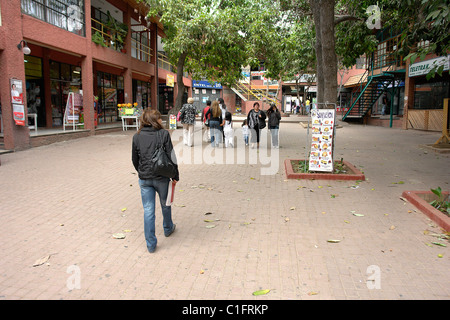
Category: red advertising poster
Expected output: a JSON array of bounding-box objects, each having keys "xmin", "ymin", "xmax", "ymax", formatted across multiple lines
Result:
[
  {"xmin": 10, "ymin": 79, "xmax": 26, "ymax": 126},
  {"xmin": 10, "ymin": 79, "xmax": 24, "ymax": 105}
]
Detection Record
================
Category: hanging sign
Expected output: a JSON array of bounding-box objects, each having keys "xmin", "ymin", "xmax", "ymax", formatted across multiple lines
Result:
[
  {"xmin": 308, "ymin": 109, "xmax": 336, "ymax": 172},
  {"xmin": 10, "ymin": 79, "xmax": 25, "ymax": 126},
  {"xmin": 166, "ymin": 74, "xmax": 174, "ymax": 87}
]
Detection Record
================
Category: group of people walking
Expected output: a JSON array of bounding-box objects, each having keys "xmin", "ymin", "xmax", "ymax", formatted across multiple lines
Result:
[
  {"xmin": 200, "ymin": 99, "xmax": 281, "ymax": 149},
  {"xmin": 131, "ymin": 99, "xmax": 281, "ymax": 253}
]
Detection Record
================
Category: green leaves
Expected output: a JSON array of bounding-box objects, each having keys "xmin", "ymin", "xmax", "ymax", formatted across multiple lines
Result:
[{"xmin": 252, "ymin": 289, "xmax": 270, "ymax": 296}]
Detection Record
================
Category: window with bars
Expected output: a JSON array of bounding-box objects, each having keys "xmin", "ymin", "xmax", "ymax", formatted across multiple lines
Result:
[
  {"xmin": 21, "ymin": 0, "xmax": 85, "ymax": 36},
  {"xmin": 373, "ymin": 35, "xmax": 402, "ymax": 69}
]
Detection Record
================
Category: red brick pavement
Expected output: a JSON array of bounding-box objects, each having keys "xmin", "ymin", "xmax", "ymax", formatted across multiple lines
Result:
[{"xmin": 0, "ymin": 120, "xmax": 449, "ymax": 300}]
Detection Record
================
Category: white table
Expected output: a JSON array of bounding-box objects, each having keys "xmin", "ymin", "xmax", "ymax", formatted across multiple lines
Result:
[
  {"xmin": 28, "ymin": 113, "xmax": 37, "ymax": 133},
  {"xmin": 121, "ymin": 116, "xmax": 140, "ymax": 131}
]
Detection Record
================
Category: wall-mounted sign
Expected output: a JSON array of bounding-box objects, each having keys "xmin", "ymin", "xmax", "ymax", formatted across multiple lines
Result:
[
  {"xmin": 192, "ymin": 80, "xmax": 222, "ymax": 89},
  {"xmin": 166, "ymin": 74, "xmax": 174, "ymax": 87},
  {"xmin": 409, "ymin": 55, "xmax": 450, "ymax": 77}
]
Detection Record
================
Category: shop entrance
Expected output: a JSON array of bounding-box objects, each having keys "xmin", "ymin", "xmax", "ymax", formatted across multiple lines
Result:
[{"xmin": 25, "ymin": 56, "xmax": 45, "ymax": 127}]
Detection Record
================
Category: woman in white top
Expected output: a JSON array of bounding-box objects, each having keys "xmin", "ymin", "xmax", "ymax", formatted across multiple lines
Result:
[{"xmin": 223, "ymin": 111, "xmax": 233, "ymax": 147}]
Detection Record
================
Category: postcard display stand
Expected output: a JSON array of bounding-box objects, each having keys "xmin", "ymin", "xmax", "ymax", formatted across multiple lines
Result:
[
  {"xmin": 64, "ymin": 92, "xmax": 84, "ymax": 131},
  {"xmin": 308, "ymin": 108, "xmax": 336, "ymax": 172}
]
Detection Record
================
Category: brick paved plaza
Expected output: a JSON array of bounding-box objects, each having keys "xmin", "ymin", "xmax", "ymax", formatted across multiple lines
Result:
[{"xmin": 0, "ymin": 118, "xmax": 449, "ymax": 300}]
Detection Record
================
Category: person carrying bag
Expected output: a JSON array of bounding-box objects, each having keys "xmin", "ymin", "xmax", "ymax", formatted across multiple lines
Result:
[{"xmin": 132, "ymin": 109, "xmax": 179, "ymax": 253}]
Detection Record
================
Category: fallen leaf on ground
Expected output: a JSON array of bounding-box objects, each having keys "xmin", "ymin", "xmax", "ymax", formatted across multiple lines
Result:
[
  {"xmin": 33, "ymin": 255, "xmax": 51, "ymax": 267},
  {"xmin": 327, "ymin": 239, "xmax": 341, "ymax": 243},
  {"xmin": 113, "ymin": 233, "xmax": 126, "ymax": 239},
  {"xmin": 389, "ymin": 225, "xmax": 396, "ymax": 230},
  {"xmin": 121, "ymin": 208, "xmax": 127, "ymax": 212},
  {"xmin": 290, "ymin": 207, "xmax": 296, "ymax": 210},
  {"xmin": 252, "ymin": 289, "xmax": 270, "ymax": 296},
  {"xmin": 353, "ymin": 213, "xmax": 365, "ymax": 217},
  {"xmin": 206, "ymin": 225, "xmax": 216, "ymax": 229},
  {"xmin": 432, "ymin": 242, "xmax": 447, "ymax": 247},
  {"xmin": 308, "ymin": 291, "xmax": 319, "ymax": 296}
]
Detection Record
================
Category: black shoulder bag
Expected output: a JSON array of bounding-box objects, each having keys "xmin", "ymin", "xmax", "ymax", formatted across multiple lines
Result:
[{"xmin": 151, "ymin": 130, "xmax": 177, "ymax": 178}]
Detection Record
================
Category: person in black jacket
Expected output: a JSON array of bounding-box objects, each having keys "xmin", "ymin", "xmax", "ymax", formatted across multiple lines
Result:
[
  {"xmin": 132, "ymin": 109, "xmax": 179, "ymax": 253},
  {"xmin": 267, "ymin": 103, "xmax": 281, "ymax": 148},
  {"xmin": 247, "ymin": 102, "xmax": 266, "ymax": 149}
]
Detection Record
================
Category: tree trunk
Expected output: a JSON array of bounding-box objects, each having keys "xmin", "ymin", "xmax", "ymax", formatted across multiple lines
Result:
[
  {"xmin": 165, "ymin": 51, "xmax": 188, "ymax": 128},
  {"xmin": 310, "ymin": 0, "xmax": 324, "ymax": 104},
  {"xmin": 310, "ymin": 0, "xmax": 337, "ymax": 107},
  {"xmin": 320, "ymin": 0, "xmax": 337, "ymax": 106},
  {"xmin": 174, "ymin": 51, "xmax": 188, "ymax": 112}
]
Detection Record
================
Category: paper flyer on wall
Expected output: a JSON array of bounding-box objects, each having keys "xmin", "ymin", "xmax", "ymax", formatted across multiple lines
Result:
[
  {"xmin": 308, "ymin": 109, "xmax": 336, "ymax": 172},
  {"xmin": 166, "ymin": 180, "xmax": 176, "ymax": 206}
]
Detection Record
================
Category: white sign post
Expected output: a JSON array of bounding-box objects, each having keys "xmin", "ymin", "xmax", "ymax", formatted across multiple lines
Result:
[{"xmin": 308, "ymin": 108, "xmax": 336, "ymax": 172}]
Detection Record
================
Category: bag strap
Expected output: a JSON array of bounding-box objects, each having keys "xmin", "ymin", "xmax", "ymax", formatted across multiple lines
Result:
[{"xmin": 156, "ymin": 129, "xmax": 162, "ymax": 148}]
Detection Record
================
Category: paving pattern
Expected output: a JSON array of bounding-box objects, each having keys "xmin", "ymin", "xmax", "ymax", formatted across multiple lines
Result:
[{"xmin": 0, "ymin": 118, "xmax": 449, "ymax": 300}]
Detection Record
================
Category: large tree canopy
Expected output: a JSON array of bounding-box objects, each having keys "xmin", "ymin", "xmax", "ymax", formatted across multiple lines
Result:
[
  {"xmin": 141, "ymin": 0, "xmax": 449, "ymax": 112},
  {"xmin": 141, "ymin": 0, "xmax": 281, "ymax": 113}
]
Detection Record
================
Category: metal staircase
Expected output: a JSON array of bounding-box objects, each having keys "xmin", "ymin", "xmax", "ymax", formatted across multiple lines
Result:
[
  {"xmin": 232, "ymin": 82, "xmax": 280, "ymax": 107},
  {"xmin": 342, "ymin": 71, "xmax": 395, "ymax": 120}
]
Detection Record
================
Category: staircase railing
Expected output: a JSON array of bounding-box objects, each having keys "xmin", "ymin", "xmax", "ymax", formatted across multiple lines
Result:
[{"xmin": 232, "ymin": 82, "xmax": 281, "ymax": 108}]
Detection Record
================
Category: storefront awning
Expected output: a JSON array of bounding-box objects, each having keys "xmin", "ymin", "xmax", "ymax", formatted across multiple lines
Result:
[{"xmin": 344, "ymin": 73, "xmax": 368, "ymax": 88}]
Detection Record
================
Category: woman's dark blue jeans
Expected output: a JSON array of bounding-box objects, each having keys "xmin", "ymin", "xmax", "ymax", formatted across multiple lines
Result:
[{"xmin": 139, "ymin": 178, "xmax": 174, "ymax": 251}]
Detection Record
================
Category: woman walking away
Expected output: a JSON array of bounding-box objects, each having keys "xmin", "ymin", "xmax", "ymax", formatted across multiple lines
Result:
[
  {"xmin": 205, "ymin": 100, "xmax": 223, "ymax": 147},
  {"xmin": 179, "ymin": 97, "xmax": 196, "ymax": 147},
  {"xmin": 247, "ymin": 102, "xmax": 266, "ymax": 149},
  {"xmin": 132, "ymin": 109, "xmax": 179, "ymax": 253},
  {"xmin": 267, "ymin": 103, "xmax": 281, "ymax": 148}
]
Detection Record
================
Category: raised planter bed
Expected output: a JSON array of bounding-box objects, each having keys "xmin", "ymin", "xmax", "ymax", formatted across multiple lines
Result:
[
  {"xmin": 284, "ymin": 159, "xmax": 365, "ymax": 181},
  {"xmin": 401, "ymin": 190, "xmax": 450, "ymax": 232}
]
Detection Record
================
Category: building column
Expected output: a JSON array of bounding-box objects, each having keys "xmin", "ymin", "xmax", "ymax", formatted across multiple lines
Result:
[
  {"xmin": 42, "ymin": 48, "xmax": 52, "ymax": 128},
  {"xmin": 81, "ymin": 0, "xmax": 94, "ymax": 132},
  {"xmin": 0, "ymin": 0, "xmax": 30, "ymax": 150},
  {"xmin": 402, "ymin": 60, "xmax": 415, "ymax": 130},
  {"xmin": 150, "ymin": 23, "xmax": 158, "ymax": 110}
]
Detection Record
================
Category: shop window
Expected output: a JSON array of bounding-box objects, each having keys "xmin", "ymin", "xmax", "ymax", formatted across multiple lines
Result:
[
  {"xmin": 97, "ymin": 71, "xmax": 124, "ymax": 123},
  {"xmin": 50, "ymin": 60, "xmax": 82, "ymax": 126},
  {"xmin": 133, "ymin": 79, "xmax": 151, "ymax": 109},
  {"xmin": 413, "ymin": 73, "xmax": 450, "ymax": 110}
]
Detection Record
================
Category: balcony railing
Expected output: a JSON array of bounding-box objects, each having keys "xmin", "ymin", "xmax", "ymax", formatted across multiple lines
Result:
[
  {"xmin": 158, "ymin": 52, "xmax": 175, "ymax": 73},
  {"xmin": 91, "ymin": 17, "xmax": 126, "ymax": 52},
  {"xmin": 131, "ymin": 30, "xmax": 153, "ymax": 63},
  {"xmin": 21, "ymin": 0, "xmax": 85, "ymax": 36}
]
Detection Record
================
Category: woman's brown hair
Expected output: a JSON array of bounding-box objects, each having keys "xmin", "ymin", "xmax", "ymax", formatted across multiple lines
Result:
[
  {"xmin": 211, "ymin": 101, "xmax": 221, "ymax": 118},
  {"xmin": 138, "ymin": 108, "xmax": 163, "ymax": 133}
]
